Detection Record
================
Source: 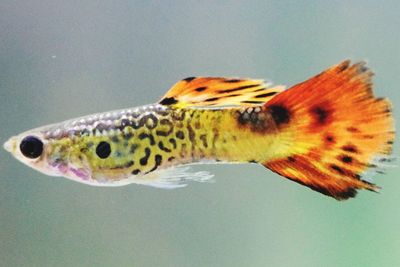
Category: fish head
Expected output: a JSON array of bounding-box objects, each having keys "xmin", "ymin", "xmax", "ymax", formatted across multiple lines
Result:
[{"xmin": 3, "ymin": 125, "xmax": 93, "ymax": 183}]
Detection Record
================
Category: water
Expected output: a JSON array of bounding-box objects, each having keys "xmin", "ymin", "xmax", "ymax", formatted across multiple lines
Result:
[{"xmin": 1, "ymin": 1, "xmax": 399, "ymax": 266}]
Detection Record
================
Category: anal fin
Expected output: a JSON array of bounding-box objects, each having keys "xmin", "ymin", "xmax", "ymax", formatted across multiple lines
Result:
[{"xmin": 134, "ymin": 166, "xmax": 214, "ymax": 189}]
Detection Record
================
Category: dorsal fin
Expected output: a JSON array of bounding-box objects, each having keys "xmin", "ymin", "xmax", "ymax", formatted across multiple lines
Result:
[{"xmin": 159, "ymin": 77, "xmax": 285, "ymax": 108}]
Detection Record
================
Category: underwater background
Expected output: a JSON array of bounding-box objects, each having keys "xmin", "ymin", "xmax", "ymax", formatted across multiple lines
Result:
[{"xmin": 1, "ymin": 1, "xmax": 399, "ymax": 266}]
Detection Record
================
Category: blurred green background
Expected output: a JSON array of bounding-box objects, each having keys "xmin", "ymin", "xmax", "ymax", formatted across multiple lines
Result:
[{"xmin": 0, "ymin": 1, "xmax": 399, "ymax": 266}]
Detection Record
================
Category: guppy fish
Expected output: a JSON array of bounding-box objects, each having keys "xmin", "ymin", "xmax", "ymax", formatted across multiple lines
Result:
[{"xmin": 4, "ymin": 61, "xmax": 395, "ymax": 200}]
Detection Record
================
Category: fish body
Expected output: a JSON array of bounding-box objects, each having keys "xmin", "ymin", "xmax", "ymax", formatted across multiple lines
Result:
[
  {"xmin": 5, "ymin": 104, "xmax": 281, "ymax": 184},
  {"xmin": 4, "ymin": 61, "xmax": 395, "ymax": 200}
]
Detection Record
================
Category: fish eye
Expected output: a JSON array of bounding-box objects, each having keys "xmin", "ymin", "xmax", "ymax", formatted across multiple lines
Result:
[
  {"xmin": 20, "ymin": 136, "xmax": 44, "ymax": 159},
  {"xmin": 96, "ymin": 141, "xmax": 111, "ymax": 159}
]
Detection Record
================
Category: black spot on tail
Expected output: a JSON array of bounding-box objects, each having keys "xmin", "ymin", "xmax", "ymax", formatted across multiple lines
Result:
[
  {"xmin": 362, "ymin": 134, "xmax": 374, "ymax": 139},
  {"xmin": 347, "ymin": 127, "xmax": 360, "ymax": 133},
  {"xmin": 342, "ymin": 145, "xmax": 358, "ymax": 153},
  {"xmin": 325, "ymin": 135, "xmax": 335, "ymax": 143},
  {"xmin": 282, "ymin": 172, "xmax": 357, "ymax": 199},
  {"xmin": 337, "ymin": 188, "xmax": 357, "ymax": 199},
  {"xmin": 337, "ymin": 61, "xmax": 350, "ymax": 72},
  {"xmin": 330, "ymin": 164, "xmax": 345, "ymax": 175},
  {"xmin": 340, "ymin": 155, "xmax": 353, "ymax": 164},
  {"xmin": 311, "ymin": 106, "xmax": 329, "ymax": 124},
  {"xmin": 269, "ymin": 104, "xmax": 290, "ymax": 125}
]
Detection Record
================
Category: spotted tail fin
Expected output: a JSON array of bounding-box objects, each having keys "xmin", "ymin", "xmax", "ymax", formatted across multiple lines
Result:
[{"xmin": 263, "ymin": 61, "xmax": 394, "ymax": 200}]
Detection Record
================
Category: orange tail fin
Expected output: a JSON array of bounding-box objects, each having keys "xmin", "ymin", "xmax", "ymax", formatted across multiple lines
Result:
[{"xmin": 263, "ymin": 61, "xmax": 394, "ymax": 200}]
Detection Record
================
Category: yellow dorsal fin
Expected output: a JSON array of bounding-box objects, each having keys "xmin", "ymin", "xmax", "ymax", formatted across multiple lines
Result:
[{"xmin": 159, "ymin": 77, "xmax": 285, "ymax": 108}]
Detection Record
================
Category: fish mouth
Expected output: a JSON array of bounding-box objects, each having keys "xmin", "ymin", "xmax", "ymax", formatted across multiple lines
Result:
[{"xmin": 3, "ymin": 137, "xmax": 16, "ymax": 153}]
